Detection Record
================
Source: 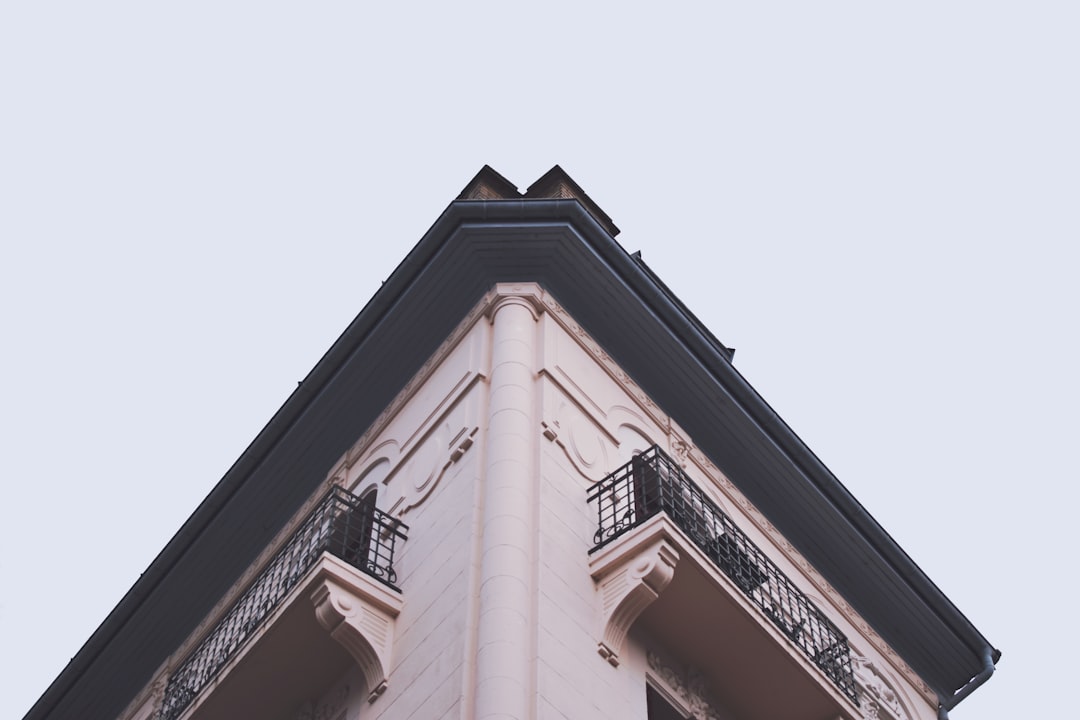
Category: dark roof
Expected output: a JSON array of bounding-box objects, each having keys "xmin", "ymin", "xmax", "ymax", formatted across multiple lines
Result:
[
  {"xmin": 457, "ymin": 164, "xmax": 521, "ymax": 200},
  {"xmin": 457, "ymin": 165, "xmax": 620, "ymax": 237},
  {"xmin": 25, "ymin": 167, "xmax": 997, "ymax": 720},
  {"xmin": 524, "ymin": 164, "xmax": 620, "ymax": 236}
]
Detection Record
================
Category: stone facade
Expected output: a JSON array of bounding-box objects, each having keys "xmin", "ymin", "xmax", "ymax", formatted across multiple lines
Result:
[{"xmin": 121, "ymin": 283, "xmax": 935, "ymax": 720}]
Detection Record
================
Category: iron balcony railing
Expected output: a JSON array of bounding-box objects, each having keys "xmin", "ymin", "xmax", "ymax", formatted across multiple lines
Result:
[
  {"xmin": 158, "ymin": 487, "xmax": 407, "ymax": 720},
  {"xmin": 587, "ymin": 446, "xmax": 859, "ymax": 705}
]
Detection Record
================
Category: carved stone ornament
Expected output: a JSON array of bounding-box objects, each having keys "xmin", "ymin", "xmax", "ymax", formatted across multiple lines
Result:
[
  {"xmin": 851, "ymin": 652, "xmax": 910, "ymax": 720},
  {"xmin": 309, "ymin": 557, "xmax": 404, "ymax": 703},
  {"xmin": 647, "ymin": 650, "xmax": 722, "ymax": 720},
  {"xmin": 589, "ymin": 532, "xmax": 679, "ymax": 666},
  {"xmin": 540, "ymin": 407, "xmax": 612, "ymax": 483},
  {"xmin": 396, "ymin": 425, "xmax": 478, "ymax": 516},
  {"xmin": 671, "ymin": 439, "xmax": 690, "ymax": 468}
]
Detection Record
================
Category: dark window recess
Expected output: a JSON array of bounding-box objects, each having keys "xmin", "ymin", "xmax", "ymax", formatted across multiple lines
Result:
[
  {"xmin": 646, "ymin": 685, "xmax": 687, "ymax": 720},
  {"xmin": 330, "ymin": 489, "xmax": 378, "ymax": 573}
]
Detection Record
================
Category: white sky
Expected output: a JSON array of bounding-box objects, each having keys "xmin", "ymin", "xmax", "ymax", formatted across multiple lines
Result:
[{"xmin": 2, "ymin": 3, "xmax": 1076, "ymax": 718}]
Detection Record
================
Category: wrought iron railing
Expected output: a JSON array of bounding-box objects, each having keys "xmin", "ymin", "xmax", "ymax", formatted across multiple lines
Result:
[
  {"xmin": 587, "ymin": 446, "xmax": 859, "ymax": 705},
  {"xmin": 158, "ymin": 487, "xmax": 408, "ymax": 720}
]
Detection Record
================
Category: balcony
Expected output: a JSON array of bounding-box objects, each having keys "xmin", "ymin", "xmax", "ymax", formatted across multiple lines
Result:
[
  {"xmin": 587, "ymin": 446, "xmax": 859, "ymax": 711},
  {"xmin": 158, "ymin": 487, "xmax": 407, "ymax": 720}
]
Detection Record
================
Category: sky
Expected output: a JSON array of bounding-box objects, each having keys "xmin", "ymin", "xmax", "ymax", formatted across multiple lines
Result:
[{"xmin": 1, "ymin": 3, "xmax": 1077, "ymax": 718}]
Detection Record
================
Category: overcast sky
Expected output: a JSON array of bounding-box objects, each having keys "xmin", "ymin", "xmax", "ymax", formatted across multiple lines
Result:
[{"xmin": 2, "ymin": 3, "xmax": 1077, "ymax": 718}]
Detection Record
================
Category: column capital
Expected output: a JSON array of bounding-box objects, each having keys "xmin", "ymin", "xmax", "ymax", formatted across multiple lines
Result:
[{"xmin": 484, "ymin": 283, "xmax": 546, "ymax": 323}]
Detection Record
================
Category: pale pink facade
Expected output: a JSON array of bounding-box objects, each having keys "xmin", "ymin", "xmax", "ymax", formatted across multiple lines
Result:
[{"xmin": 117, "ymin": 283, "xmax": 936, "ymax": 720}]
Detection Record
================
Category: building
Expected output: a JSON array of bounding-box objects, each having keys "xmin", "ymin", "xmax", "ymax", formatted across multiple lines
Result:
[{"xmin": 25, "ymin": 166, "xmax": 999, "ymax": 720}]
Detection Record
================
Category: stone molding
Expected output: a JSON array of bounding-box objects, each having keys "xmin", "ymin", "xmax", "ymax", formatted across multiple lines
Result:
[
  {"xmin": 484, "ymin": 288, "xmax": 545, "ymax": 324},
  {"xmin": 347, "ymin": 419, "xmax": 480, "ymax": 522},
  {"xmin": 589, "ymin": 525, "xmax": 679, "ymax": 666},
  {"xmin": 334, "ymin": 285, "xmax": 503, "ymax": 479},
  {"xmin": 646, "ymin": 649, "xmax": 722, "ymax": 720},
  {"xmin": 541, "ymin": 295, "xmax": 670, "ymax": 432}
]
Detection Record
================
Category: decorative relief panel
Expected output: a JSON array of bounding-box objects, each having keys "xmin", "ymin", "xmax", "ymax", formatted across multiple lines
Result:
[
  {"xmin": 538, "ymin": 365, "xmax": 663, "ymax": 485},
  {"xmin": 647, "ymin": 649, "xmax": 725, "ymax": 720},
  {"xmin": 345, "ymin": 384, "xmax": 481, "ymax": 519},
  {"xmin": 341, "ymin": 290, "xmax": 494, "ymax": 467},
  {"xmin": 614, "ymin": 417, "xmax": 660, "ymax": 465},
  {"xmin": 392, "ymin": 424, "xmax": 477, "ymax": 518},
  {"xmin": 540, "ymin": 396, "xmax": 612, "ymax": 483},
  {"xmin": 352, "ymin": 451, "xmax": 392, "ymax": 489},
  {"xmin": 541, "ymin": 294, "xmax": 668, "ymax": 431},
  {"xmin": 852, "ymin": 651, "xmax": 912, "ymax": 720}
]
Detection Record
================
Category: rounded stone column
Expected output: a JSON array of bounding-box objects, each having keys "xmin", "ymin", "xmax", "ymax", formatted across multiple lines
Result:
[{"xmin": 474, "ymin": 293, "xmax": 540, "ymax": 720}]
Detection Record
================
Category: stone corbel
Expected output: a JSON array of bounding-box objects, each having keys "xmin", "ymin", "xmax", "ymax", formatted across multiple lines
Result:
[
  {"xmin": 590, "ymin": 535, "xmax": 679, "ymax": 666},
  {"xmin": 310, "ymin": 560, "xmax": 404, "ymax": 702}
]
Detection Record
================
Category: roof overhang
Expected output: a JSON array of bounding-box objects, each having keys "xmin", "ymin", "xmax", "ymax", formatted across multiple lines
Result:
[{"xmin": 26, "ymin": 196, "xmax": 997, "ymax": 719}]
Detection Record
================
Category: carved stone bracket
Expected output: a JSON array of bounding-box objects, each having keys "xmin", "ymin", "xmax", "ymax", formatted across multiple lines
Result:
[
  {"xmin": 309, "ymin": 557, "xmax": 404, "ymax": 703},
  {"xmin": 589, "ymin": 527, "xmax": 679, "ymax": 667}
]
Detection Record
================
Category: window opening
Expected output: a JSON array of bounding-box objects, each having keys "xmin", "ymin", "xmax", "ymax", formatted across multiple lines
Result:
[{"xmin": 646, "ymin": 684, "xmax": 686, "ymax": 720}]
